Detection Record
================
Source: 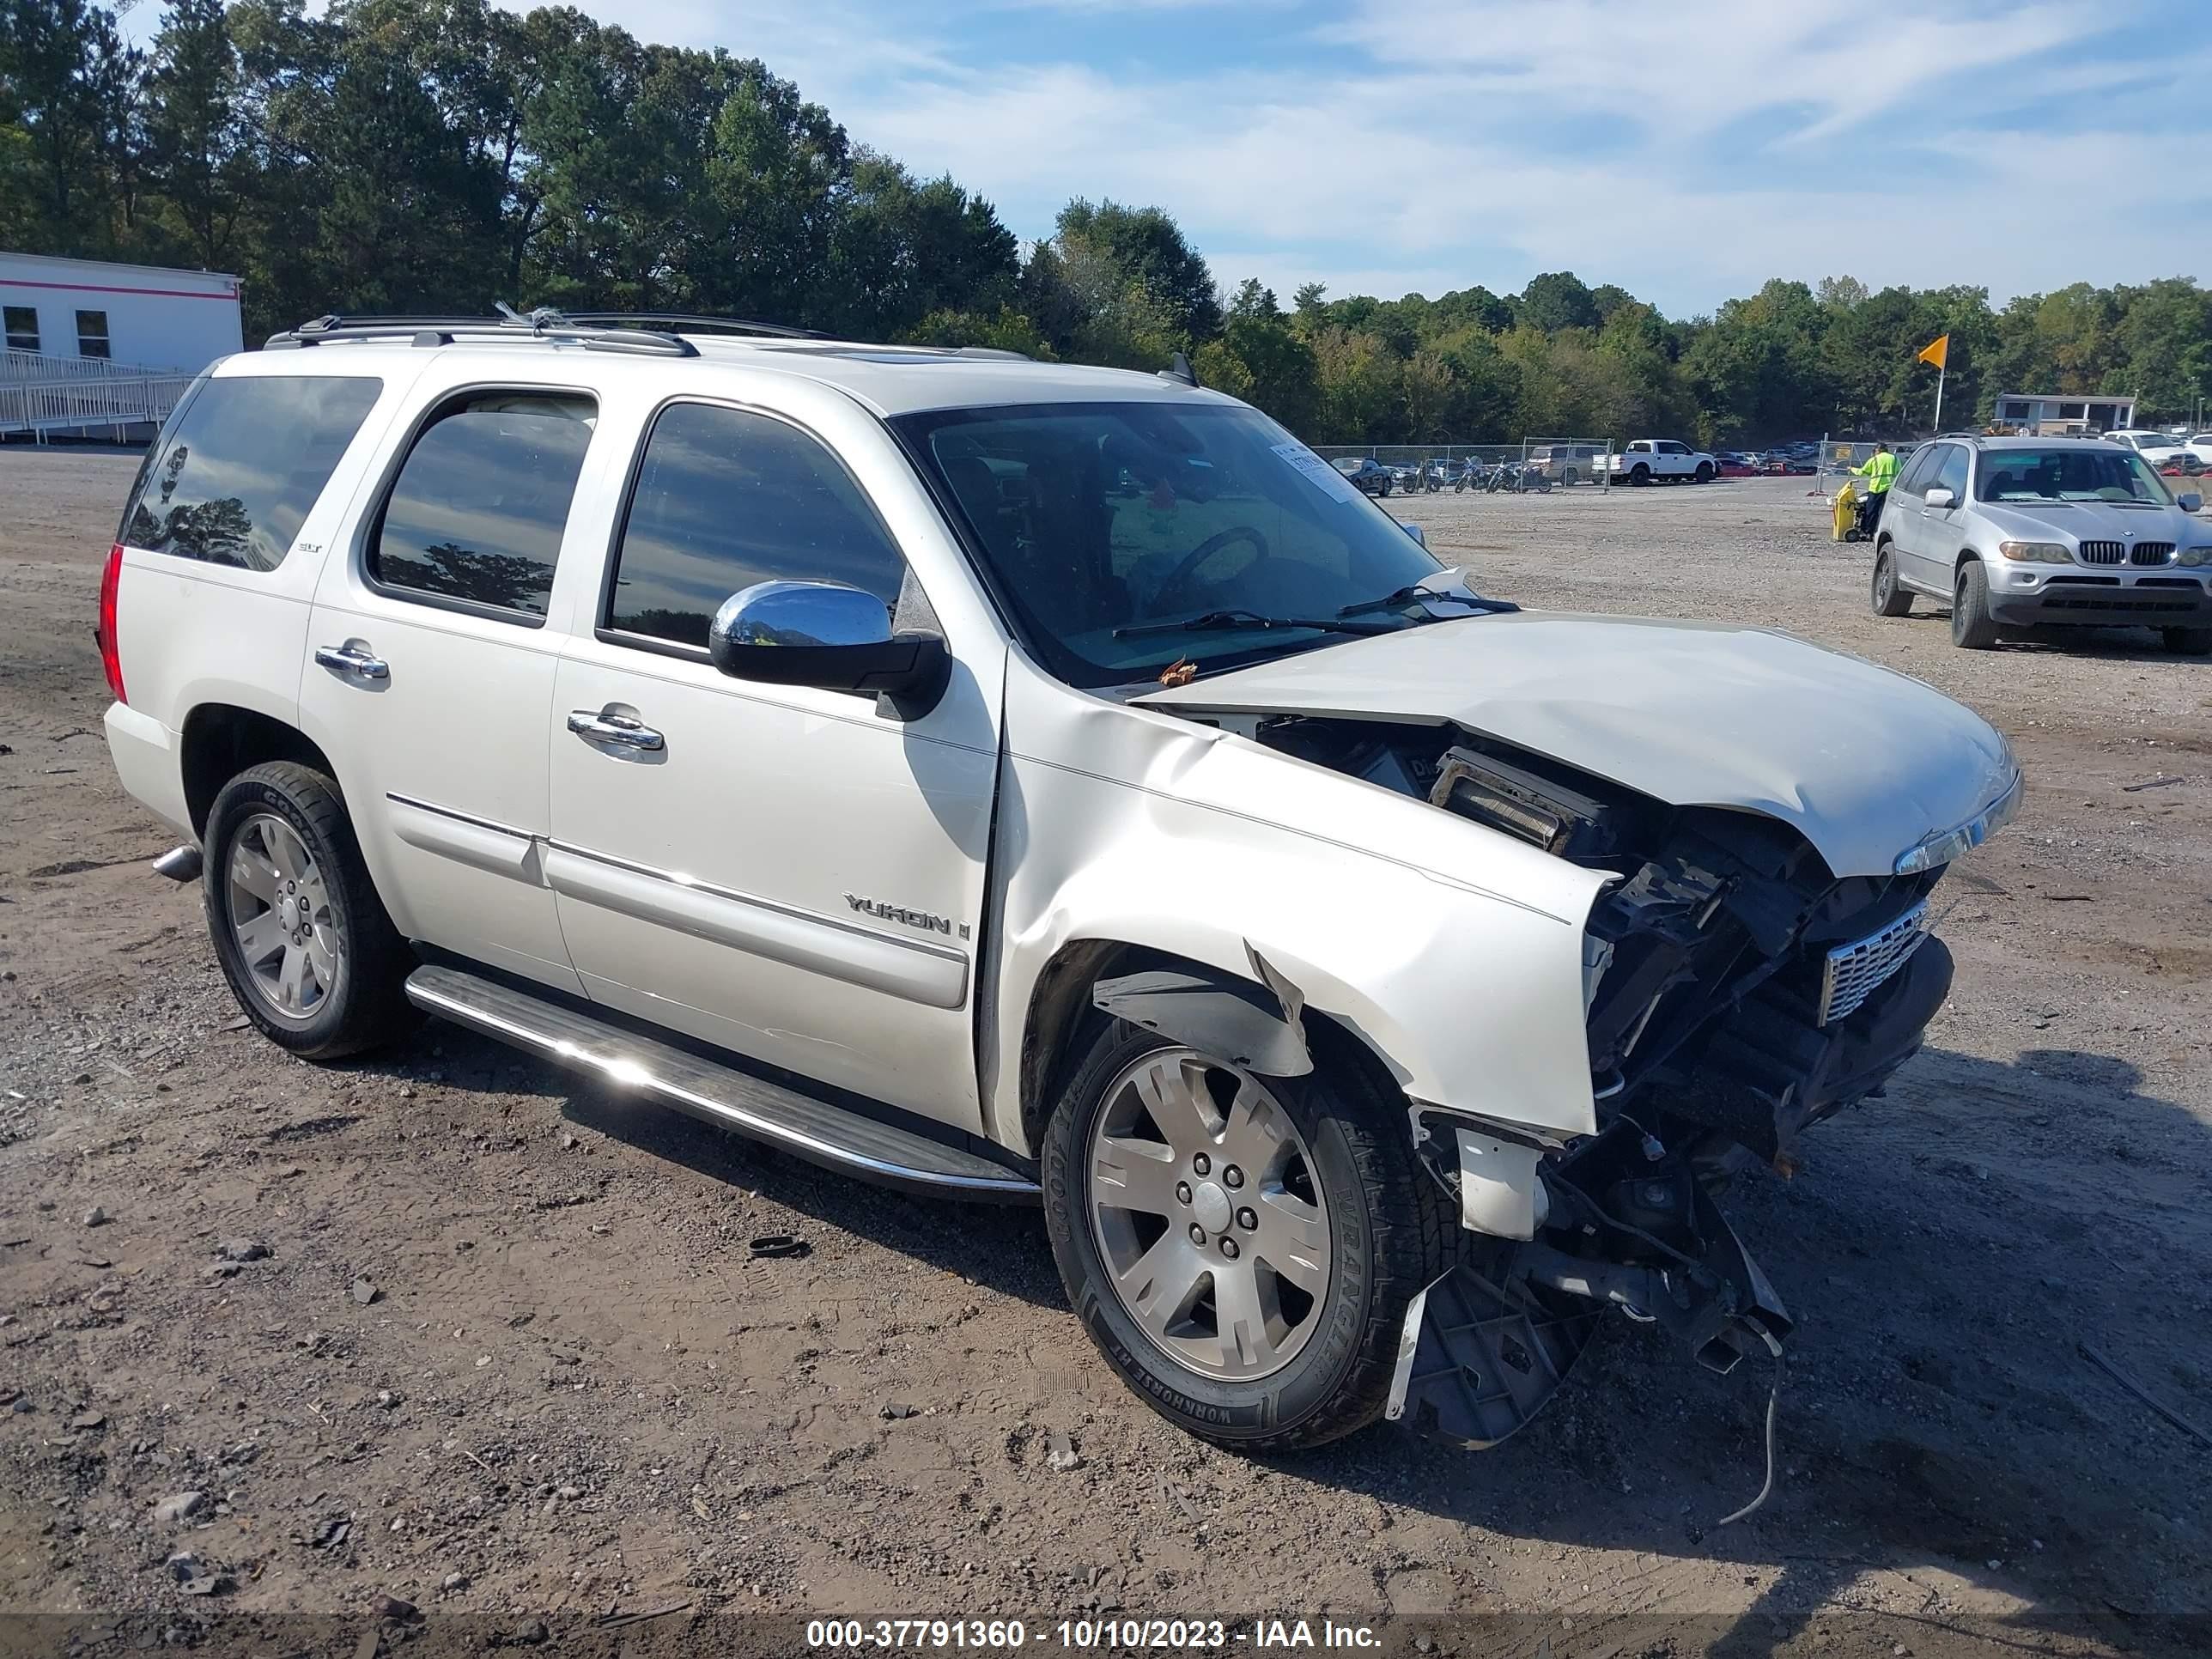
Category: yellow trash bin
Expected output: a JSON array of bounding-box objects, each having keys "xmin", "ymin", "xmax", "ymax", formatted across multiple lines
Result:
[{"xmin": 1832, "ymin": 478, "xmax": 1859, "ymax": 542}]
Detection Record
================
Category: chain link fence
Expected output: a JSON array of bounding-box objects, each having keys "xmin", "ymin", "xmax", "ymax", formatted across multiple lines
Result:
[{"xmin": 1814, "ymin": 437, "xmax": 1897, "ymax": 505}]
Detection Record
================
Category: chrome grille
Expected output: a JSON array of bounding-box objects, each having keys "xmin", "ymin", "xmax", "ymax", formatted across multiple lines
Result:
[
  {"xmin": 1818, "ymin": 901, "xmax": 1931, "ymax": 1027},
  {"xmin": 2078, "ymin": 540, "xmax": 2124, "ymax": 565},
  {"xmin": 2130, "ymin": 541, "xmax": 2174, "ymax": 566}
]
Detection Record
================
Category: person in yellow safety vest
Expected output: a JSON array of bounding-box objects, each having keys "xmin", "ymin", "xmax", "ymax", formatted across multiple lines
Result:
[{"xmin": 1849, "ymin": 441, "xmax": 1899, "ymax": 535}]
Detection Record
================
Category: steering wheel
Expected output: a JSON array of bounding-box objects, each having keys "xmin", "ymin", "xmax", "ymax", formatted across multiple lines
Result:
[{"xmin": 1152, "ymin": 525, "xmax": 1272, "ymax": 611}]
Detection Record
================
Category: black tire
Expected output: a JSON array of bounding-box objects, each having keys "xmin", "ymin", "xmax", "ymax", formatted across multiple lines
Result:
[
  {"xmin": 203, "ymin": 761, "xmax": 416, "ymax": 1059},
  {"xmin": 1630, "ymin": 463, "xmax": 1650, "ymax": 485},
  {"xmin": 1951, "ymin": 561, "xmax": 2000, "ymax": 649},
  {"xmin": 1871, "ymin": 544, "xmax": 1913, "ymax": 617},
  {"xmin": 2163, "ymin": 626, "xmax": 2212, "ymax": 655},
  {"xmin": 1694, "ymin": 461, "xmax": 1714, "ymax": 483},
  {"xmin": 1378, "ymin": 477, "xmax": 1392, "ymax": 496},
  {"xmin": 1042, "ymin": 1019, "xmax": 1449, "ymax": 1453},
  {"xmin": 1562, "ymin": 466, "xmax": 1578, "ymax": 487}
]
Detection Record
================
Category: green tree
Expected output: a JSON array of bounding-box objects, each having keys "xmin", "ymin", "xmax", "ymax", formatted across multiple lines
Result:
[
  {"xmin": 143, "ymin": 0, "xmax": 249, "ymax": 267},
  {"xmin": 1054, "ymin": 198, "xmax": 1220, "ymax": 343},
  {"xmin": 1519, "ymin": 270, "xmax": 1599, "ymax": 333}
]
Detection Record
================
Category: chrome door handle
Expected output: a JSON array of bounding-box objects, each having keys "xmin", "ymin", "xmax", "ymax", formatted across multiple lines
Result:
[
  {"xmin": 567, "ymin": 709, "xmax": 665, "ymax": 751},
  {"xmin": 314, "ymin": 642, "xmax": 389, "ymax": 680}
]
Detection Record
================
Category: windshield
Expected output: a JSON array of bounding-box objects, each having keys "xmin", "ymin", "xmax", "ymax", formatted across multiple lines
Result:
[
  {"xmin": 895, "ymin": 402, "xmax": 1452, "ymax": 687},
  {"xmin": 1977, "ymin": 447, "xmax": 2176, "ymax": 505}
]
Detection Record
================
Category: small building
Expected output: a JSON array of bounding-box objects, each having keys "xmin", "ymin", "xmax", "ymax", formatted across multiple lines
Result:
[
  {"xmin": 1991, "ymin": 391, "xmax": 2135, "ymax": 436},
  {"xmin": 1, "ymin": 251, "xmax": 243, "ymax": 374}
]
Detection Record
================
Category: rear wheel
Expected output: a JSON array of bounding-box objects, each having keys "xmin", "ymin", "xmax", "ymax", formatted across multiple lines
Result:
[
  {"xmin": 204, "ymin": 762, "xmax": 416, "ymax": 1058},
  {"xmin": 1951, "ymin": 561, "xmax": 2000, "ymax": 649},
  {"xmin": 1630, "ymin": 463, "xmax": 1650, "ymax": 485},
  {"xmin": 1871, "ymin": 545, "xmax": 1913, "ymax": 617},
  {"xmin": 2163, "ymin": 626, "xmax": 2212, "ymax": 655},
  {"xmin": 1043, "ymin": 1021, "xmax": 1446, "ymax": 1452}
]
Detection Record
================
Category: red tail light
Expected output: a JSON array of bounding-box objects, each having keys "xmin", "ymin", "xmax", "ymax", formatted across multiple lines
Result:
[{"xmin": 98, "ymin": 542, "xmax": 126, "ymax": 705}]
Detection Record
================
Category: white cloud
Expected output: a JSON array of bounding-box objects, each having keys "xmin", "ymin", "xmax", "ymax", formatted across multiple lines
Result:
[{"xmin": 151, "ymin": 0, "xmax": 2211, "ymax": 313}]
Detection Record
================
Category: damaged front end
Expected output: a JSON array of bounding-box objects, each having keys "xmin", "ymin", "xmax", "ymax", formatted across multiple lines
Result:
[{"xmin": 1233, "ymin": 712, "xmax": 1998, "ymax": 1449}]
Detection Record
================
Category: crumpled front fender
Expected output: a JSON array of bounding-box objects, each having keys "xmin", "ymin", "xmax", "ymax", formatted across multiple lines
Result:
[{"xmin": 984, "ymin": 656, "xmax": 1612, "ymax": 1156}]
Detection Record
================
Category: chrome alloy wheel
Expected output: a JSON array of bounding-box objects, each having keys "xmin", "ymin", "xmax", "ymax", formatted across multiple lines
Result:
[
  {"xmin": 1085, "ymin": 1047, "xmax": 1331, "ymax": 1382},
  {"xmin": 226, "ymin": 812, "xmax": 342, "ymax": 1019}
]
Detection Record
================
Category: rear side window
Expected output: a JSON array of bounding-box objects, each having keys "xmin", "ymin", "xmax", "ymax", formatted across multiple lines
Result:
[
  {"xmin": 121, "ymin": 375, "xmax": 384, "ymax": 571},
  {"xmin": 1893, "ymin": 447, "xmax": 1937, "ymax": 497},
  {"xmin": 604, "ymin": 402, "xmax": 908, "ymax": 650},
  {"xmin": 1929, "ymin": 446, "xmax": 1969, "ymax": 501},
  {"xmin": 368, "ymin": 391, "xmax": 595, "ymax": 623}
]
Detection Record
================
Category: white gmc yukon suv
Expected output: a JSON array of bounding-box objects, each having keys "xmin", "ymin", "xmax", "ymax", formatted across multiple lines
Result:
[{"xmin": 98, "ymin": 310, "xmax": 2021, "ymax": 1456}]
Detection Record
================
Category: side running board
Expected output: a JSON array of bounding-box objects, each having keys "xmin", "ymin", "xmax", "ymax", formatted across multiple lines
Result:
[{"xmin": 404, "ymin": 964, "xmax": 1039, "ymax": 1203}]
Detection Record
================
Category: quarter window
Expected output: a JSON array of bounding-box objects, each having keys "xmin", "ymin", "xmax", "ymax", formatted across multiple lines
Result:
[
  {"xmin": 119, "ymin": 374, "xmax": 384, "ymax": 570},
  {"xmin": 75, "ymin": 309, "xmax": 110, "ymax": 359},
  {"xmin": 368, "ymin": 391, "xmax": 595, "ymax": 622},
  {"xmin": 605, "ymin": 402, "xmax": 909, "ymax": 650},
  {"xmin": 3, "ymin": 306, "xmax": 38, "ymax": 352}
]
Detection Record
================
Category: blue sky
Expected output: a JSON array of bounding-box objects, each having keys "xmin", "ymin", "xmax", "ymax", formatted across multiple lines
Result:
[{"xmin": 137, "ymin": 1, "xmax": 2212, "ymax": 318}]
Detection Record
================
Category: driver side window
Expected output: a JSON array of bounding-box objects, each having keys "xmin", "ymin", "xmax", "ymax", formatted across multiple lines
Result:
[{"xmin": 603, "ymin": 402, "xmax": 912, "ymax": 652}]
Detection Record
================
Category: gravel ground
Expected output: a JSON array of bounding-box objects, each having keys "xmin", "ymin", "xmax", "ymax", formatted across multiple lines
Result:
[{"xmin": 0, "ymin": 450, "xmax": 2207, "ymax": 1657}]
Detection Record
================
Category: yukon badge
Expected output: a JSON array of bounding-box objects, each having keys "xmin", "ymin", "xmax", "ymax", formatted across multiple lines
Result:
[{"xmin": 845, "ymin": 893, "xmax": 964, "ymax": 939}]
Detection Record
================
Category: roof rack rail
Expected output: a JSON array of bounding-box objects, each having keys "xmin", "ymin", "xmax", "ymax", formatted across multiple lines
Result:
[
  {"xmin": 556, "ymin": 310, "xmax": 825, "ymax": 340},
  {"xmin": 264, "ymin": 305, "xmax": 698, "ymax": 358}
]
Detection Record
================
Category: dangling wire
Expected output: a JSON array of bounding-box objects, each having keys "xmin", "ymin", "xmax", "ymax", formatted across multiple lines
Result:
[{"xmin": 1717, "ymin": 1331, "xmax": 1787, "ymax": 1528}]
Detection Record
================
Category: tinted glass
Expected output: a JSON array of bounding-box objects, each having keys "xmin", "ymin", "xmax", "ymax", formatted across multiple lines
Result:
[
  {"xmin": 1975, "ymin": 447, "xmax": 2174, "ymax": 505},
  {"xmin": 5, "ymin": 305, "xmax": 40, "ymax": 350},
  {"xmin": 121, "ymin": 374, "xmax": 383, "ymax": 570},
  {"xmin": 606, "ymin": 403, "xmax": 908, "ymax": 649},
  {"xmin": 894, "ymin": 401, "xmax": 1452, "ymax": 689},
  {"xmin": 1893, "ymin": 447, "xmax": 1937, "ymax": 496},
  {"xmin": 370, "ymin": 392, "xmax": 594, "ymax": 619},
  {"xmin": 1930, "ymin": 446, "xmax": 1969, "ymax": 501},
  {"xmin": 75, "ymin": 309, "xmax": 109, "ymax": 357}
]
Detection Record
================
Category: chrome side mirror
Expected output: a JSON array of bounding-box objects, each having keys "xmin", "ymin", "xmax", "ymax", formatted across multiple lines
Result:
[
  {"xmin": 1923, "ymin": 487, "xmax": 1955, "ymax": 510},
  {"xmin": 2179, "ymin": 492, "xmax": 2203, "ymax": 514},
  {"xmin": 708, "ymin": 580, "xmax": 949, "ymax": 710}
]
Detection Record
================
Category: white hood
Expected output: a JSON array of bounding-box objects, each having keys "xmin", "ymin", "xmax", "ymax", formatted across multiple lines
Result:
[{"xmin": 1136, "ymin": 611, "xmax": 2018, "ymax": 878}]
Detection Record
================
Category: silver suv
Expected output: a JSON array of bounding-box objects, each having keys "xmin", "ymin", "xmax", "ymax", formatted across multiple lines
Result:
[{"xmin": 1868, "ymin": 434, "xmax": 2212, "ymax": 653}]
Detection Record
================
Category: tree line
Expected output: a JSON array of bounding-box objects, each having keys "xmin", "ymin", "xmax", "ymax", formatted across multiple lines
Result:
[{"xmin": 7, "ymin": 0, "xmax": 2209, "ymax": 447}]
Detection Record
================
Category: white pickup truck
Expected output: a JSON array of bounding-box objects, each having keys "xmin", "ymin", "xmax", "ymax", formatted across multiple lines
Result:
[
  {"xmin": 1599, "ymin": 438, "xmax": 1718, "ymax": 484},
  {"xmin": 97, "ymin": 309, "xmax": 2018, "ymax": 1457}
]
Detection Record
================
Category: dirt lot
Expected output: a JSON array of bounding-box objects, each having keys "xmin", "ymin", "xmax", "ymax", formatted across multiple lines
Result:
[{"xmin": 1, "ymin": 451, "xmax": 2207, "ymax": 1657}]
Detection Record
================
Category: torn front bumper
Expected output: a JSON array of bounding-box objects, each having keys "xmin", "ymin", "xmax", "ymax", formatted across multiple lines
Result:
[{"xmin": 1387, "ymin": 1133, "xmax": 1791, "ymax": 1449}]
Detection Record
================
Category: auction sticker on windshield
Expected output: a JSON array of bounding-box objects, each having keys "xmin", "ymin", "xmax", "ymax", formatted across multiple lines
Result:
[{"xmin": 1273, "ymin": 441, "xmax": 1364, "ymax": 505}]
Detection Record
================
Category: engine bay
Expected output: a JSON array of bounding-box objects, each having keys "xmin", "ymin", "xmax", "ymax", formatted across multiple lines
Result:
[{"xmin": 1205, "ymin": 710, "xmax": 1961, "ymax": 1458}]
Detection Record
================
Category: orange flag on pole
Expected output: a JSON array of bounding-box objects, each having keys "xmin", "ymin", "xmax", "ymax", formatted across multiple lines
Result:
[{"xmin": 1917, "ymin": 334, "xmax": 1949, "ymax": 369}]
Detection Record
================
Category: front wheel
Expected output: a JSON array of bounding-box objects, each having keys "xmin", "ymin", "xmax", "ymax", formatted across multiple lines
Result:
[
  {"xmin": 204, "ymin": 761, "xmax": 416, "ymax": 1058},
  {"xmin": 2163, "ymin": 626, "xmax": 2212, "ymax": 655},
  {"xmin": 1952, "ymin": 561, "xmax": 2000, "ymax": 649},
  {"xmin": 1871, "ymin": 546, "xmax": 1913, "ymax": 617},
  {"xmin": 1043, "ymin": 1022, "xmax": 1446, "ymax": 1452},
  {"xmin": 1694, "ymin": 461, "xmax": 1714, "ymax": 484}
]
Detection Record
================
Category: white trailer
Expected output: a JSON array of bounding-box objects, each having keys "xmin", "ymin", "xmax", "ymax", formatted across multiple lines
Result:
[
  {"xmin": 1, "ymin": 251, "xmax": 243, "ymax": 371},
  {"xmin": 0, "ymin": 252, "xmax": 240, "ymax": 438}
]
